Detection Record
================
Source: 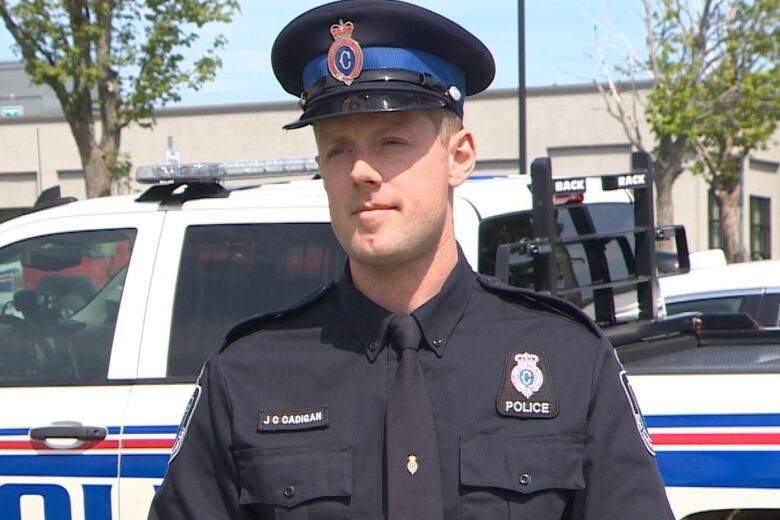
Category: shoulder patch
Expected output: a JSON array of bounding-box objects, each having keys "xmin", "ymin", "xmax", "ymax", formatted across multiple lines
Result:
[
  {"xmin": 614, "ymin": 350, "xmax": 655, "ymax": 455},
  {"xmin": 476, "ymin": 274, "xmax": 603, "ymax": 338},
  {"xmin": 221, "ymin": 282, "xmax": 336, "ymax": 350},
  {"xmin": 169, "ymin": 359, "xmax": 209, "ymax": 462}
]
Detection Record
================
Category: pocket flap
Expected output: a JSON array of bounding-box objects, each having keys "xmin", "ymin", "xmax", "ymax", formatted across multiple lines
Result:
[
  {"xmin": 236, "ymin": 444, "xmax": 351, "ymax": 507},
  {"xmin": 460, "ymin": 434, "xmax": 584, "ymax": 494}
]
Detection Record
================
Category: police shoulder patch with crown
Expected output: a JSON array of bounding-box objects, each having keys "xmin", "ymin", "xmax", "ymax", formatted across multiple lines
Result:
[{"xmin": 497, "ymin": 350, "xmax": 559, "ymax": 419}]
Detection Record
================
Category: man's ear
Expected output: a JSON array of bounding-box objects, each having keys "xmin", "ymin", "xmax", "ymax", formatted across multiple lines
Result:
[{"xmin": 448, "ymin": 128, "xmax": 476, "ymax": 188}]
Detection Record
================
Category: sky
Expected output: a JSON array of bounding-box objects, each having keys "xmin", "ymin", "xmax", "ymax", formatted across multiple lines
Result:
[{"xmin": 0, "ymin": 1, "xmax": 650, "ymax": 107}]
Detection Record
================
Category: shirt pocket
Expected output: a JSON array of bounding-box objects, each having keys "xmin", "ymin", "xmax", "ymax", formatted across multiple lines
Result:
[
  {"xmin": 460, "ymin": 433, "xmax": 585, "ymax": 520},
  {"xmin": 235, "ymin": 444, "xmax": 352, "ymax": 519}
]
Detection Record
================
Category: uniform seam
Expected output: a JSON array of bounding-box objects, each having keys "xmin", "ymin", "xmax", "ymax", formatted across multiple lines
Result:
[
  {"xmin": 586, "ymin": 340, "xmax": 609, "ymax": 422},
  {"xmin": 212, "ymin": 357, "xmax": 236, "ymax": 451},
  {"xmin": 473, "ymin": 283, "xmax": 602, "ymax": 344}
]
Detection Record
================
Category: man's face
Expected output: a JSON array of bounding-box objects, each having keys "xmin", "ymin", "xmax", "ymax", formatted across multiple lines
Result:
[{"xmin": 315, "ymin": 110, "xmax": 465, "ymax": 270}]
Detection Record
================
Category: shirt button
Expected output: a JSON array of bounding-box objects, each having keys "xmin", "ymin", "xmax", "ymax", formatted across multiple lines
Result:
[
  {"xmin": 519, "ymin": 473, "xmax": 531, "ymax": 486},
  {"xmin": 432, "ymin": 337, "xmax": 443, "ymax": 347},
  {"xmin": 368, "ymin": 341, "xmax": 379, "ymax": 352},
  {"xmin": 283, "ymin": 485, "xmax": 295, "ymax": 499}
]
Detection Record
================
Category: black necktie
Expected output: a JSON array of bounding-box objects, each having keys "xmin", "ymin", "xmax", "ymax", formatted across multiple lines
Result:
[{"xmin": 385, "ymin": 314, "xmax": 444, "ymax": 520}]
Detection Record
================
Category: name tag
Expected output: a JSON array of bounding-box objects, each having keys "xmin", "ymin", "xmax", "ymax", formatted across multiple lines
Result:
[{"xmin": 257, "ymin": 406, "xmax": 329, "ymax": 432}]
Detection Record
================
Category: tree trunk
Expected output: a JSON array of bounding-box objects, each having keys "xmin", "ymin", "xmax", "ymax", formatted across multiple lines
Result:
[
  {"xmin": 654, "ymin": 165, "xmax": 676, "ymax": 225},
  {"xmin": 85, "ymin": 147, "xmax": 114, "ymax": 198},
  {"xmin": 653, "ymin": 165, "xmax": 676, "ymax": 252},
  {"xmin": 69, "ymin": 117, "xmax": 113, "ymax": 198},
  {"xmin": 715, "ymin": 183, "xmax": 744, "ymax": 263},
  {"xmin": 653, "ymin": 135, "xmax": 687, "ymax": 228}
]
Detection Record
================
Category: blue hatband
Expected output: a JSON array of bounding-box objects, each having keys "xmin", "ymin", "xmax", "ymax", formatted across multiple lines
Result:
[{"xmin": 302, "ymin": 46, "xmax": 466, "ymax": 96}]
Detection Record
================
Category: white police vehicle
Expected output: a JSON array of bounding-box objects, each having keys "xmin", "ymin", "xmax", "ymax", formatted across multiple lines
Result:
[
  {"xmin": 660, "ymin": 258, "xmax": 780, "ymax": 327},
  {"xmin": 0, "ymin": 153, "xmax": 775, "ymax": 520}
]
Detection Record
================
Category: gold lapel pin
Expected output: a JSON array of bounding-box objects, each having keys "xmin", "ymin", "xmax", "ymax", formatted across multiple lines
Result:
[{"xmin": 406, "ymin": 454, "xmax": 419, "ymax": 475}]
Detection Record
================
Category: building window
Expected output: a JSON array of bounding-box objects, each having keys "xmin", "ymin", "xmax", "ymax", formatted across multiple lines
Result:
[
  {"xmin": 708, "ymin": 190, "xmax": 724, "ymax": 250},
  {"xmin": 750, "ymin": 196, "xmax": 771, "ymax": 260}
]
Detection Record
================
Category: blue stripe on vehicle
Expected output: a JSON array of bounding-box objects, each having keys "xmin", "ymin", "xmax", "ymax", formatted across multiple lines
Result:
[
  {"xmin": 122, "ymin": 425, "xmax": 179, "ymax": 435},
  {"xmin": 0, "ymin": 429, "xmax": 30, "ymax": 436},
  {"xmin": 0, "ymin": 455, "xmax": 118, "ymax": 477},
  {"xmin": 0, "ymin": 425, "xmax": 177, "ymax": 437},
  {"xmin": 119, "ymin": 454, "xmax": 169, "ymax": 478},
  {"xmin": 646, "ymin": 413, "xmax": 780, "ymax": 428},
  {"xmin": 0, "ymin": 454, "xmax": 169, "ymax": 479},
  {"xmin": 657, "ymin": 451, "xmax": 780, "ymax": 489}
]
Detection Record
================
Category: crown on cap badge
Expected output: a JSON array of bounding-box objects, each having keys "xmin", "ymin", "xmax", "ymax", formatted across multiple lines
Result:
[{"xmin": 327, "ymin": 19, "xmax": 364, "ymax": 86}]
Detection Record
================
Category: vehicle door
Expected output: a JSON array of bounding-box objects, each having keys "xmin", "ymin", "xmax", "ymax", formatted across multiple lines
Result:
[
  {"xmin": 124, "ymin": 204, "xmax": 345, "ymax": 516},
  {"xmin": 0, "ymin": 211, "xmax": 163, "ymax": 520}
]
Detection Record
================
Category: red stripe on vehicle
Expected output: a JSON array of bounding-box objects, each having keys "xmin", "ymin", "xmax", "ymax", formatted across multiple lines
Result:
[{"xmin": 652, "ymin": 433, "xmax": 780, "ymax": 445}]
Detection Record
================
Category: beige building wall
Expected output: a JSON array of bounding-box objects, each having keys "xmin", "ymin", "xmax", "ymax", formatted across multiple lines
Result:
[{"xmin": 1, "ymin": 84, "xmax": 778, "ymax": 258}]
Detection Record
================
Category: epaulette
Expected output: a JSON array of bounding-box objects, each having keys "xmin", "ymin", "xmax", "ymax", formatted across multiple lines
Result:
[
  {"xmin": 220, "ymin": 282, "xmax": 336, "ymax": 351},
  {"xmin": 476, "ymin": 274, "xmax": 603, "ymax": 338}
]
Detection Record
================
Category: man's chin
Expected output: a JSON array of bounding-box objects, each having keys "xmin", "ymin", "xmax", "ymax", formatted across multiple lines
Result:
[{"xmin": 347, "ymin": 244, "xmax": 413, "ymax": 269}]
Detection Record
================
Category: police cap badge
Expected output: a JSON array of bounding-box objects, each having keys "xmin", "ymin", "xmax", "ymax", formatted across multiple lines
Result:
[{"xmin": 272, "ymin": 0, "xmax": 495, "ymax": 129}]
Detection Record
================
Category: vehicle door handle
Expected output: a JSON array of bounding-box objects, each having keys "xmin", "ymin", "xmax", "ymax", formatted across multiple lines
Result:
[{"xmin": 29, "ymin": 424, "xmax": 107, "ymax": 442}]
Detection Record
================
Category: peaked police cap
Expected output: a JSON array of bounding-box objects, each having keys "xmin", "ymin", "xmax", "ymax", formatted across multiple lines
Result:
[{"xmin": 272, "ymin": 0, "xmax": 495, "ymax": 129}]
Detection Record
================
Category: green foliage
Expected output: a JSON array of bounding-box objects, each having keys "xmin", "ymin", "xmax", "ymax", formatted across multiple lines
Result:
[
  {"xmin": 0, "ymin": 0, "xmax": 239, "ymax": 194},
  {"xmin": 643, "ymin": 0, "xmax": 780, "ymax": 179},
  {"xmin": 644, "ymin": 0, "xmax": 779, "ymax": 261},
  {"xmin": 2, "ymin": 0, "xmax": 238, "ymax": 123},
  {"xmin": 600, "ymin": 0, "xmax": 779, "ymax": 259},
  {"xmin": 644, "ymin": 0, "xmax": 714, "ymax": 154},
  {"xmin": 690, "ymin": 0, "xmax": 780, "ymax": 188}
]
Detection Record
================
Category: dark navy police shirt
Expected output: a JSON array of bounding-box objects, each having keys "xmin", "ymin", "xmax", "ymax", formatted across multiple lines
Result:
[{"xmin": 149, "ymin": 251, "xmax": 674, "ymax": 519}]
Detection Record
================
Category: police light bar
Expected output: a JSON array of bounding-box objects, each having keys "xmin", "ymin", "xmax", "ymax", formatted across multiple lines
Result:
[
  {"xmin": 135, "ymin": 158, "xmax": 320, "ymax": 184},
  {"xmin": 602, "ymin": 173, "xmax": 648, "ymax": 190}
]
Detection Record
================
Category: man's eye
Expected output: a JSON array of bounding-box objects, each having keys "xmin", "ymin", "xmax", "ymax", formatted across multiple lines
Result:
[{"xmin": 327, "ymin": 146, "xmax": 349, "ymax": 158}]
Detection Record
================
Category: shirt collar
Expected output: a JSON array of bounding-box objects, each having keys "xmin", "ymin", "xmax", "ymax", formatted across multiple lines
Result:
[
  {"xmin": 336, "ymin": 247, "xmax": 474, "ymax": 362},
  {"xmin": 336, "ymin": 264, "xmax": 392, "ymax": 362},
  {"xmin": 411, "ymin": 248, "xmax": 473, "ymax": 358}
]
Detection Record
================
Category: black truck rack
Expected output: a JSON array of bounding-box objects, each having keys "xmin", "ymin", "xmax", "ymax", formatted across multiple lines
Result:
[
  {"xmin": 495, "ymin": 151, "xmax": 689, "ymax": 325},
  {"xmin": 493, "ymin": 151, "xmax": 780, "ymax": 371},
  {"xmin": 492, "ymin": 151, "xmax": 756, "ymax": 353}
]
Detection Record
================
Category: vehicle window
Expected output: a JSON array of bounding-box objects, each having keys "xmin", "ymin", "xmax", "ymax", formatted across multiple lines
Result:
[
  {"xmin": 666, "ymin": 296, "xmax": 745, "ymax": 316},
  {"xmin": 757, "ymin": 294, "xmax": 780, "ymax": 327},
  {"xmin": 667, "ymin": 294, "xmax": 780, "ymax": 328},
  {"xmin": 167, "ymin": 223, "xmax": 347, "ymax": 377},
  {"xmin": 478, "ymin": 203, "xmax": 637, "ymax": 317},
  {"xmin": 0, "ymin": 229, "xmax": 136, "ymax": 383}
]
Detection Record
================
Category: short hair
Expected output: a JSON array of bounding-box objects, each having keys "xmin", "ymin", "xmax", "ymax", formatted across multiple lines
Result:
[{"xmin": 427, "ymin": 108, "xmax": 464, "ymax": 145}]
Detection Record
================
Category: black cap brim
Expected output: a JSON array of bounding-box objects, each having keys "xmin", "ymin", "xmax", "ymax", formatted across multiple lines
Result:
[{"xmin": 284, "ymin": 86, "xmax": 453, "ymax": 129}]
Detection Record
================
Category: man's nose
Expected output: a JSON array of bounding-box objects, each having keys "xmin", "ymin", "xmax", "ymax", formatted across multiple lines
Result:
[{"xmin": 350, "ymin": 155, "xmax": 383, "ymax": 186}]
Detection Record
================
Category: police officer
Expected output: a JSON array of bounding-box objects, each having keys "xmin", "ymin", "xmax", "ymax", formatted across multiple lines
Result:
[{"xmin": 149, "ymin": 1, "xmax": 675, "ymax": 518}]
